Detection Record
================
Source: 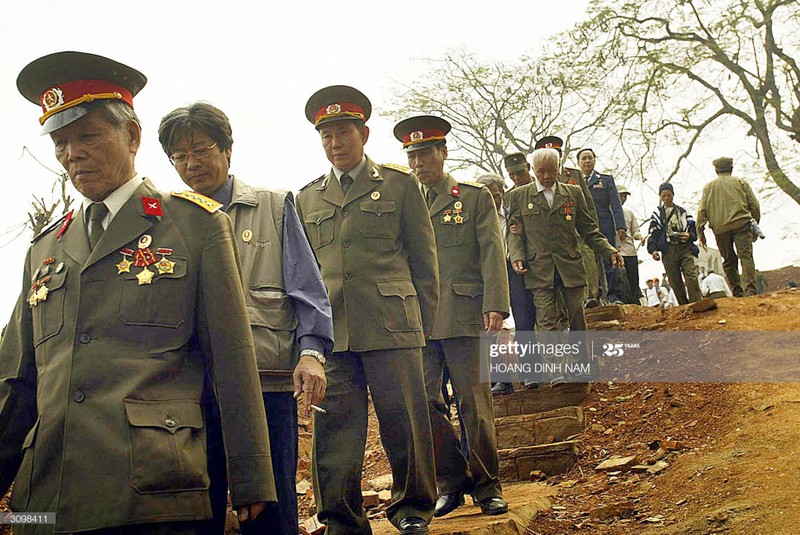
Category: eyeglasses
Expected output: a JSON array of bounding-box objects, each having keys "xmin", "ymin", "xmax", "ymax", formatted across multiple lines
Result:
[{"xmin": 169, "ymin": 142, "xmax": 218, "ymax": 166}]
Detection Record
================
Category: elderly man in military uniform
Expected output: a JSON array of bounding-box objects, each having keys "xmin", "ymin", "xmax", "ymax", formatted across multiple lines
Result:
[
  {"xmin": 696, "ymin": 157, "xmax": 761, "ymax": 297},
  {"xmin": 535, "ymin": 137, "xmax": 602, "ymax": 307},
  {"xmin": 0, "ymin": 51, "xmax": 275, "ymax": 535},
  {"xmin": 158, "ymin": 102, "xmax": 334, "ymax": 535},
  {"xmin": 507, "ymin": 149, "xmax": 622, "ymax": 382},
  {"xmin": 295, "ymin": 86, "xmax": 439, "ymax": 535},
  {"xmin": 576, "ymin": 147, "xmax": 627, "ymax": 304},
  {"xmin": 394, "ymin": 116, "xmax": 509, "ymax": 518}
]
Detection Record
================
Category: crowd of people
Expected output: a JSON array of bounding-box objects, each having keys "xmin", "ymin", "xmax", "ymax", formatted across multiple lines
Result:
[{"xmin": 0, "ymin": 50, "xmax": 763, "ymax": 535}]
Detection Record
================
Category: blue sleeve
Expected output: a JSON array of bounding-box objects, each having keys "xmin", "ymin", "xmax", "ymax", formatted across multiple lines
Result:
[
  {"xmin": 281, "ymin": 197, "xmax": 334, "ymax": 355},
  {"xmin": 607, "ymin": 175, "xmax": 627, "ymax": 231}
]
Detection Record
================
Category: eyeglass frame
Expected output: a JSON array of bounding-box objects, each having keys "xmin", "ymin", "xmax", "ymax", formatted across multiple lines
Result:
[{"xmin": 169, "ymin": 142, "xmax": 219, "ymax": 166}]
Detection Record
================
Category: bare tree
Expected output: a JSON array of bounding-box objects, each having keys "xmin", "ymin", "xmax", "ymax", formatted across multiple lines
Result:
[
  {"xmin": 20, "ymin": 147, "xmax": 73, "ymax": 236},
  {"xmin": 570, "ymin": 0, "xmax": 800, "ymax": 204}
]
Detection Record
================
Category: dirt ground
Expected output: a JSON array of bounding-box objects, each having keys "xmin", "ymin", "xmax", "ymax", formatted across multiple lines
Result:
[{"xmin": 3, "ymin": 274, "xmax": 800, "ymax": 535}]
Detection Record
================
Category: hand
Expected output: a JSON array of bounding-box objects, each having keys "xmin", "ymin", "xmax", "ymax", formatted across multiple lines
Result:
[
  {"xmin": 293, "ymin": 355, "xmax": 327, "ymax": 419},
  {"xmin": 652, "ymin": 251, "xmax": 661, "ymax": 261},
  {"xmin": 617, "ymin": 228, "xmax": 627, "ymax": 240},
  {"xmin": 699, "ymin": 231, "xmax": 707, "ymax": 246},
  {"xmin": 509, "ymin": 219, "xmax": 523, "ymax": 235},
  {"xmin": 512, "ymin": 260, "xmax": 527, "ymax": 274},
  {"xmin": 610, "ymin": 252, "xmax": 624, "ymax": 268},
  {"xmin": 237, "ymin": 501, "xmax": 266, "ymax": 523},
  {"xmin": 639, "ymin": 237, "xmax": 646, "ymax": 247},
  {"xmin": 677, "ymin": 232, "xmax": 690, "ymax": 242},
  {"xmin": 484, "ymin": 311, "xmax": 504, "ymax": 334}
]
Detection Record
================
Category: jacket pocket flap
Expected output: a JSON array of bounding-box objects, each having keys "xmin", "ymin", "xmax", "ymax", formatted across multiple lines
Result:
[
  {"xmin": 248, "ymin": 291, "xmax": 298, "ymax": 330},
  {"xmin": 360, "ymin": 200, "xmax": 396, "ymax": 216},
  {"xmin": 377, "ymin": 279, "xmax": 417, "ymax": 299},
  {"xmin": 305, "ymin": 208, "xmax": 336, "ymax": 225},
  {"xmin": 452, "ymin": 282, "xmax": 484, "ymax": 298},
  {"xmin": 124, "ymin": 399, "xmax": 203, "ymax": 434}
]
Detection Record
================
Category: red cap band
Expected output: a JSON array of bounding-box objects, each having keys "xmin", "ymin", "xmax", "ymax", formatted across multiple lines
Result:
[
  {"xmin": 314, "ymin": 102, "xmax": 366, "ymax": 125},
  {"xmin": 402, "ymin": 128, "xmax": 446, "ymax": 148},
  {"xmin": 39, "ymin": 79, "xmax": 133, "ymax": 125}
]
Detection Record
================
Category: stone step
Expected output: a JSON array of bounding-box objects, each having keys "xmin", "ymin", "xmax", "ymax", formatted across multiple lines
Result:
[
  {"xmin": 370, "ymin": 481, "xmax": 555, "ymax": 534},
  {"xmin": 498, "ymin": 441, "xmax": 580, "ymax": 481},
  {"xmin": 584, "ymin": 304, "xmax": 626, "ymax": 323},
  {"xmin": 495, "ymin": 406, "xmax": 584, "ymax": 450},
  {"xmin": 493, "ymin": 382, "xmax": 591, "ymax": 417}
]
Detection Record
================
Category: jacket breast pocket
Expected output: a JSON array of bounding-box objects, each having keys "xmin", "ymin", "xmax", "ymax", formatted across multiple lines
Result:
[
  {"xmin": 9, "ymin": 417, "xmax": 39, "ymax": 511},
  {"xmin": 360, "ymin": 201, "xmax": 398, "ymax": 239},
  {"xmin": 304, "ymin": 208, "xmax": 336, "ymax": 249},
  {"xmin": 376, "ymin": 279, "xmax": 422, "ymax": 332},
  {"xmin": 117, "ymin": 257, "xmax": 188, "ymax": 328},
  {"xmin": 31, "ymin": 268, "xmax": 68, "ymax": 347},
  {"xmin": 439, "ymin": 212, "xmax": 471, "ymax": 247},
  {"xmin": 452, "ymin": 282, "xmax": 484, "ymax": 326},
  {"xmin": 125, "ymin": 399, "xmax": 208, "ymax": 494},
  {"xmin": 248, "ymin": 288, "xmax": 298, "ymax": 372}
]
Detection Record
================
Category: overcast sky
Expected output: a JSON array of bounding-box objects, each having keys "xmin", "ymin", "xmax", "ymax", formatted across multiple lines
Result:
[{"xmin": 0, "ymin": 0, "xmax": 796, "ymax": 322}]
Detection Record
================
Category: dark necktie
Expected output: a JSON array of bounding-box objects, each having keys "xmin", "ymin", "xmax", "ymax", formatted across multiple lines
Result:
[
  {"xmin": 426, "ymin": 188, "xmax": 437, "ymax": 208},
  {"xmin": 340, "ymin": 173, "xmax": 353, "ymax": 195},
  {"xmin": 87, "ymin": 202, "xmax": 109, "ymax": 250}
]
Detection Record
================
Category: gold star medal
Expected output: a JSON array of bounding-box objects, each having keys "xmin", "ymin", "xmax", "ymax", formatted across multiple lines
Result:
[
  {"xmin": 136, "ymin": 267, "xmax": 154, "ymax": 285},
  {"xmin": 155, "ymin": 248, "xmax": 175, "ymax": 275},
  {"xmin": 28, "ymin": 284, "xmax": 49, "ymax": 307},
  {"xmin": 566, "ymin": 215, "xmax": 572, "ymax": 221},
  {"xmin": 117, "ymin": 248, "xmax": 134, "ymax": 275},
  {"xmin": 454, "ymin": 215, "xmax": 464, "ymax": 224}
]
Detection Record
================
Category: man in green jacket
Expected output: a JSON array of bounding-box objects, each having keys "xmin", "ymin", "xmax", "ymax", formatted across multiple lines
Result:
[
  {"xmin": 394, "ymin": 116, "xmax": 510, "ymax": 518},
  {"xmin": 1, "ymin": 51, "xmax": 275, "ymax": 534},
  {"xmin": 507, "ymin": 149, "xmax": 622, "ymax": 383},
  {"xmin": 696, "ymin": 157, "xmax": 761, "ymax": 297},
  {"xmin": 296, "ymin": 86, "xmax": 439, "ymax": 535},
  {"xmin": 158, "ymin": 102, "xmax": 334, "ymax": 535}
]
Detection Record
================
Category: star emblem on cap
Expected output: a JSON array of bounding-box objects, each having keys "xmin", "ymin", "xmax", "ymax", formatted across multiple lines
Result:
[
  {"xmin": 326, "ymin": 103, "xmax": 341, "ymax": 114},
  {"xmin": 410, "ymin": 130, "xmax": 424, "ymax": 142},
  {"xmin": 42, "ymin": 87, "xmax": 64, "ymax": 110}
]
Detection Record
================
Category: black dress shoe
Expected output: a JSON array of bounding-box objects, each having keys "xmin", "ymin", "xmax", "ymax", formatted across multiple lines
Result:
[
  {"xmin": 434, "ymin": 491, "xmax": 465, "ymax": 517},
  {"xmin": 584, "ymin": 297, "xmax": 599, "ymax": 309},
  {"xmin": 491, "ymin": 382, "xmax": 514, "ymax": 395},
  {"xmin": 398, "ymin": 516, "xmax": 429, "ymax": 534},
  {"xmin": 479, "ymin": 496, "xmax": 509, "ymax": 515}
]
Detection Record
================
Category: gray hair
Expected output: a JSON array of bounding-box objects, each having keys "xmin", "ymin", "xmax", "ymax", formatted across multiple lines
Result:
[
  {"xmin": 88, "ymin": 99, "xmax": 140, "ymax": 129},
  {"xmin": 476, "ymin": 173, "xmax": 506, "ymax": 191},
  {"xmin": 531, "ymin": 148, "xmax": 560, "ymax": 170}
]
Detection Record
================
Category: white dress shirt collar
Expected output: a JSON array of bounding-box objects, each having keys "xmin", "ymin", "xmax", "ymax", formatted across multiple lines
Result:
[{"xmin": 81, "ymin": 174, "xmax": 143, "ymax": 230}]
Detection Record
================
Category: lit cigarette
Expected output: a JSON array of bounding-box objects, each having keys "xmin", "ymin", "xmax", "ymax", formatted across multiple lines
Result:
[{"xmin": 311, "ymin": 404, "xmax": 327, "ymax": 414}]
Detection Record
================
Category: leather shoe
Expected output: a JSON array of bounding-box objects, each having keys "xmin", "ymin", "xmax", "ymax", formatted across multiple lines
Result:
[
  {"xmin": 434, "ymin": 491, "xmax": 465, "ymax": 517},
  {"xmin": 584, "ymin": 298, "xmax": 599, "ymax": 309},
  {"xmin": 479, "ymin": 496, "xmax": 509, "ymax": 515},
  {"xmin": 398, "ymin": 516, "xmax": 429, "ymax": 534},
  {"xmin": 491, "ymin": 382, "xmax": 514, "ymax": 395},
  {"xmin": 523, "ymin": 381, "xmax": 539, "ymax": 389}
]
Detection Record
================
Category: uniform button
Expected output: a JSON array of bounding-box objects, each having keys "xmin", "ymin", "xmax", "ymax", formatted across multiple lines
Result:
[
  {"xmin": 345, "ymin": 273, "xmax": 353, "ymax": 280},
  {"xmin": 164, "ymin": 417, "xmax": 176, "ymax": 428},
  {"xmin": 73, "ymin": 390, "xmax": 85, "ymax": 403},
  {"xmin": 343, "ymin": 241, "xmax": 350, "ymax": 248},
  {"xmin": 343, "ymin": 211, "xmax": 350, "ymax": 217},
  {"xmin": 79, "ymin": 333, "xmax": 91, "ymax": 344}
]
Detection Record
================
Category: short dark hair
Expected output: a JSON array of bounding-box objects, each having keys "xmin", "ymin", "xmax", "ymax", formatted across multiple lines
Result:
[
  {"xmin": 576, "ymin": 148, "xmax": 595, "ymax": 159},
  {"xmin": 158, "ymin": 102, "xmax": 233, "ymax": 158}
]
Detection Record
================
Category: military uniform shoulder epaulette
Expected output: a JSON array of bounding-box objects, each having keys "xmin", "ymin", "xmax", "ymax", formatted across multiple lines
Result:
[
  {"xmin": 31, "ymin": 211, "xmax": 71, "ymax": 244},
  {"xmin": 457, "ymin": 181, "xmax": 483, "ymax": 189},
  {"xmin": 171, "ymin": 191, "xmax": 223, "ymax": 213},
  {"xmin": 381, "ymin": 163, "xmax": 412, "ymax": 174},
  {"xmin": 563, "ymin": 167, "xmax": 580, "ymax": 176},
  {"xmin": 299, "ymin": 175, "xmax": 325, "ymax": 192}
]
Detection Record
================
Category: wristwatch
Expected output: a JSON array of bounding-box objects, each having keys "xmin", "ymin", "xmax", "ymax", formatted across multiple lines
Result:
[{"xmin": 300, "ymin": 349, "xmax": 326, "ymax": 365}]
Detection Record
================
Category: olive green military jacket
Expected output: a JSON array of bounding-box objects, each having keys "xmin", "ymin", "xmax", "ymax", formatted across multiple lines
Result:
[
  {"xmin": 426, "ymin": 174, "xmax": 509, "ymax": 339},
  {"xmin": 561, "ymin": 167, "xmax": 599, "ymax": 223},
  {"xmin": 0, "ymin": 178, "xmax": 275, "ymax": 534},
  {"xmin": 506, "ymin": 181, "xmax": 617, "ymax": 290},
  {"xmin": 295, "ymin": 157, "xmax": 439, "ymax": 352}
]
